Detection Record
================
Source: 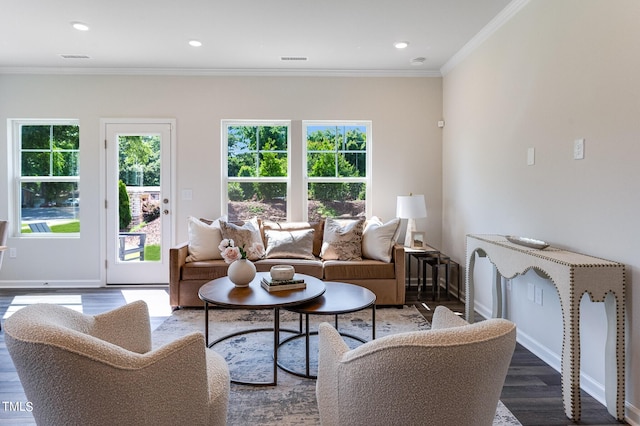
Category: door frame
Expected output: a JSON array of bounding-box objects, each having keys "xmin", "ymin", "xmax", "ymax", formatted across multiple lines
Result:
[{"xmin": 99, "ymin": 118, "xmax": 176, "ymax": 285}]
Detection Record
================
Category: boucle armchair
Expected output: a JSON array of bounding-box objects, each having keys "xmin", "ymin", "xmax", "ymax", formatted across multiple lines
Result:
[
  {"xmin": 316, "ymin": 306, "xmax": 516, "ymax": 426},
  {"xmin": 4, "ymin": 301, "xmax": 230, "ymax": 426}
]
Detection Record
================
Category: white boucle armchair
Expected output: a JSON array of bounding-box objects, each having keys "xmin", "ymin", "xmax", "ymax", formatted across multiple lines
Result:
[
  {"xmin": 4, "ymin": 300, "xmax": 230, "ymax": 426},
  {"xmin": 316, "ymin": 306, "xmax": 516, "ymax": 426}
]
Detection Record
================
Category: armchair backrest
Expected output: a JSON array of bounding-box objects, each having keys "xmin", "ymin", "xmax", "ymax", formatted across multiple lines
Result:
[{"xmin": 317, "ymin": 308, "xmax": 516, "ymax": 426}]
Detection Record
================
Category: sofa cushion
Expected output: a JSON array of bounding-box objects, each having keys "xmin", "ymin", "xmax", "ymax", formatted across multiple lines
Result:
[
  {"xmin": 186, "ymin": 216, "xmax": 223, "ymax": 262},
  {"xmin": 262, "ymin": 220, "xmax": 324, "ymax": 257},
  {"xmin": 320, "ymin": 218, "xmax": 365, "ymax": 261},
  {"xmin": 219, "ymin": 218, "xmax": 264, "ymax": 261},
  {"xmin": 264, "ymin": 228, "xmax": 315, "ymax": 260},
  {"xmin": 254, "ymin": 258, "xmax": 324, "ymax": 279},
  {"xmin": 362, "ymin": 217, "xmax": 400, "ymax": 263},
  {"xmin": 323, "ymin": 259, "xmax": 396, "ymax": 280}
]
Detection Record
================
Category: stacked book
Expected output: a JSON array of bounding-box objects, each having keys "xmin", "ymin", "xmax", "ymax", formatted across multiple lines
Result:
[{"xmin": 260, "ymin": 276, "xmax": 306, "ymax": 292}]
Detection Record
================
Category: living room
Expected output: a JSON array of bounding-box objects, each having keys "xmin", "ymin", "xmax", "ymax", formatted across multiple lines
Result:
[{"xmin": 1, "ymin": 0, "xmax": 638, "ymax": 424}]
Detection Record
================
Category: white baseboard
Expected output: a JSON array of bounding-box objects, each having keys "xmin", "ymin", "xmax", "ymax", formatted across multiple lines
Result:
[
  {"xmin": 626, "ymin": 403, "xmax": 640, "ymax": 426},
  {"xmin": 0, "ymin": 279, "xmax": 102, "ymax": 288}
]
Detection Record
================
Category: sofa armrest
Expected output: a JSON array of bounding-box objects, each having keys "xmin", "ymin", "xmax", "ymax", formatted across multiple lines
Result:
[
  {"xmin": 170, "ymin": 241, "xmax": 190, "ymax": 309},
  {"xmin": 392, "ymin": 244, "xmax": 406, "ymax": 303}
]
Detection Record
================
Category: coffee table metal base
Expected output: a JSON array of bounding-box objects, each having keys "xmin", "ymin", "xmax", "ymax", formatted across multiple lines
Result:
[
  {"xmin": 276, "ymin": 282, "xmax": 377, "ymax": 379},
  {"xmin": 205, "ymin": 305, "xmax": 299, "ymax": 386},
  {"xmin": 277, "ymin": 313, "xmax": 371, "ymax": 379}
]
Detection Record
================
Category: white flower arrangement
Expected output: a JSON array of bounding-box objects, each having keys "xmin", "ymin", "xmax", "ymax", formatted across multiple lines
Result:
[{"xmin": 219, "ymin": 239, "xmax": 265, "ymax": 264}]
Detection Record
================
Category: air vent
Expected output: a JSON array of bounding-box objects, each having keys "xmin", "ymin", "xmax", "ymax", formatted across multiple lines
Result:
[
  {"xmin": 280, "ymin": 56, "xmax": 308, "ymax": 62},
  {"xmin": 59, "ymin": 54, "xmax": 91, "ymax": 59}
]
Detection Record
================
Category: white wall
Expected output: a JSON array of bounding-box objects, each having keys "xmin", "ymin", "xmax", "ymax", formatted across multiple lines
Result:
[
  {"xmin": 442, "ymin": 0, "xmax": 640, "ymax": 421},
  {"xmin": 0, "ymin": 75, "xmax": 443, "ymax": 286}
]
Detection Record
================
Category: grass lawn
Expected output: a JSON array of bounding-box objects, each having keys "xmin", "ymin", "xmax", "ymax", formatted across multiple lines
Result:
[{"xmin": 21, "ymin": 221, "xmax": 80, "ymax": 233}]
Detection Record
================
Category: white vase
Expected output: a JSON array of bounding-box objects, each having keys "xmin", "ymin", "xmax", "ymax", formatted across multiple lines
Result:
[{"xmin": 227, "ymin": 259, "xmax": 256, "ymax": 287}]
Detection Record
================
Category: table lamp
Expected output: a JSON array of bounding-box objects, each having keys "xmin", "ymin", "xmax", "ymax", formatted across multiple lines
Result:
[{"xmin": 396, "ymin": 194, "xmax": 427, "ymax": 247}]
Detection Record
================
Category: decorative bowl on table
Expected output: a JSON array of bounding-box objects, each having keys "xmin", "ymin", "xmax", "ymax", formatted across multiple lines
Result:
[
  {"xmin": 270, "ymin": 265, "xmax": 295, "ymax": 281},
  {"xmin": 506, "ymin": 235, "xmax": 550, "ymax": 250}
]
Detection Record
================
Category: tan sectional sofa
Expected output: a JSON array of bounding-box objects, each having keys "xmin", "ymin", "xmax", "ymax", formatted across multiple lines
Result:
[{"xmin": 169, "ymin": 219, "xmax": 406, "ymax": 309}]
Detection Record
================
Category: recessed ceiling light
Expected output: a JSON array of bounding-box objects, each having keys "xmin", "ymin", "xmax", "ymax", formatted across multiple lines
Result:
[
  {"xmin": 71, "ymin": 22, "xmax": 90, "ymax": 31},
  {"xmin": 394, "ymin": 41, "xmax": 409, "ymax": 49},
  {"xmin": 189, "ymin": 40, "xmax": 202, "ymax": 47}
]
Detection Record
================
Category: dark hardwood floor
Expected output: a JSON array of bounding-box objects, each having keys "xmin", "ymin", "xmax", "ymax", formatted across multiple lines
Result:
[{"xmin": 0, "ymin": 286, "xmax": 626, "ymax": 425}]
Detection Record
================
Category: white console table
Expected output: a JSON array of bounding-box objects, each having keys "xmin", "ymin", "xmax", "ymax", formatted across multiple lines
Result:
[{"xmin": 465, "ymin": 234, "xmax": 625, "ymax": 421}]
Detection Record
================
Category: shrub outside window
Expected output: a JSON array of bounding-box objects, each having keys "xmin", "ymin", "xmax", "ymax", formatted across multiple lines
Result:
[
  {"xmin": 222, "ymin": 121, "xmax": 290, "ymax": 222},
  {"xmin": 304, "ymin": 121, "xmax": 371, "ymax": 221},
  {"xmin": 14, "ymin": 120, "xmax": 80, "ymax": 234}
]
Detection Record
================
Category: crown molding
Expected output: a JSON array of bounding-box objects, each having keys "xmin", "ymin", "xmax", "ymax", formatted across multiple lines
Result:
[
  {"xmin": 0, "ymin": 66, "xmax": 442, "ymax": 78},
  {"xmin": 440, "ymin": 0, "xmax": 530, "ymax": 76}
]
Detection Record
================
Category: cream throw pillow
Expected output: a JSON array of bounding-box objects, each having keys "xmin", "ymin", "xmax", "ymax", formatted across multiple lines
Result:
[
  {"xmin": 264, "ymin": 228, "xmax": 316, "ymax": 260},
  {"xmin": 219, "ymin": 218, "xmax": 264, "ymax": 260},
  {"xmin": 362, "ymin": 216, "xmax": 400, "ymax": 262},
  {"xmin": 320, "ymin": 218, "xmax": 365, "ymax": 261},
  {"xmin": 186, "ymin": 216, "xmax": 223, "ymax": 262}
]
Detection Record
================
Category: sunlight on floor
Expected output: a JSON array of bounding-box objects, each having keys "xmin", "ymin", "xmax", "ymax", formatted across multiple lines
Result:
[
  {"xmin": 121, "ymin": 289, "xmax": 172, "ymax": 317},
  {"xmin": 3, "ymin": 294, "xmax": 83, "ymax": 319}
]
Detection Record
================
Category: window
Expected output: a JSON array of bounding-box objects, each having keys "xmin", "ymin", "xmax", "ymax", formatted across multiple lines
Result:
[
  {"xmin": 13, "ymin": 120, "xmax": 80, "ymax": 235},
  {"xmin": 304, "ymin": 121, "xmax": 371, "ymax": 221},
  {"xmin": 222, "ymin": 121, "xmax": 290, "ymax": 221}
]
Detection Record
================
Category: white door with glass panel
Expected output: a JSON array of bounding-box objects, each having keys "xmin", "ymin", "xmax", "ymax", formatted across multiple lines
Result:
[{"xmin": 104, "ymin": 121, "xmax": 173, "ymax": 284}]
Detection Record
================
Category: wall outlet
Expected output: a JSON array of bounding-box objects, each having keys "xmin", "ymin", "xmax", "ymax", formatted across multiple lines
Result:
[
  {"xmin": 534, "ymin": 287, "xmax": 543, "ymax": 305},
  {"xmin": 9, "ymin": 247, "xmax": 17, "ymax": 258},
  {"xmin": 527, "ymin": 147, "xmax": 535, "ymax": 166}
]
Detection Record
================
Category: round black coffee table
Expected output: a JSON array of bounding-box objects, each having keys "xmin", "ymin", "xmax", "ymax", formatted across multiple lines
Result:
[
  {"xmin": 278, "ymin": 281, "xmax": 376, "ymax": 378},
  {"xmin": 198, "ymin": 272, "xmax": 325, "ymax": 385}
]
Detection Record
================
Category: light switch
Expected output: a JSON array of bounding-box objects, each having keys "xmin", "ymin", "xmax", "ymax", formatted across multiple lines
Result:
[
  {"xmin": 181, "ymin": 189, "xmax": 193, "ymax": 200},
  {"xmin": 527, "ymin": 283, "xmax": 535, "ymax": 301},
  {"xmin": 573, "ymin": 139, "xmax": 585, "ymax": 160},
  {"xmin": 527, "ymin": 147, "xmax": 535, "ymax": 166}
]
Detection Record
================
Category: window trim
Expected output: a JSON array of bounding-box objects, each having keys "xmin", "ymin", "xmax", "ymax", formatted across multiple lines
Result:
[
  {"xmin": 221, "ymin": 119, "xmax": 292, "ymax": 219},
  {"xmin": 10, "ymin": 118, "xmax": 80, "ymax": 237},
  {"xmin": 302, "ymin": 120, "xmax": 372, "ymax": 221}
]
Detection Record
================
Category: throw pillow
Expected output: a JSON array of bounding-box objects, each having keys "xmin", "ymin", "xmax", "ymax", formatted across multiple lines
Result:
[
  {"xmin": 362, "ymin": 216, "xmax": 400, "ymax": 262},
  {"xmin": 186, "ymin": 216, "xmax": 223, "ymax": 262},
  {"xmin": 264, "ymin": 228, "xmax": 316, "ymax": 260},
  {"xmin": 262, "ymin": 220, "xmax": 325, "ymax": 257},
  {"xmin": 320, "ymin": 218, "xmax": 365, "ymax": 261},
  {"xmin": 219, "ymin": 217, "xmax": 265, "ymax": 261}
]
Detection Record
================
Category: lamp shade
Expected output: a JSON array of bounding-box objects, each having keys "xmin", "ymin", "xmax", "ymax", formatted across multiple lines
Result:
[{"xmin": 396, "ymin": 194, "xmax": 427, "ymax": 219}]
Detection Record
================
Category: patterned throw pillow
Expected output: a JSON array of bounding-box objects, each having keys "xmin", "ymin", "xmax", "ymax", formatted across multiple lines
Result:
[
  {"xmin": 219, "ymin": 218, "xmax": 264, "ymax": 260},
  {"xmin": 264, "ymin": 228, "xmax": 316, "ymax": 259},
  {"xmin": 320, "ymin": 218, "xmax": 365, "ymax": 261}
]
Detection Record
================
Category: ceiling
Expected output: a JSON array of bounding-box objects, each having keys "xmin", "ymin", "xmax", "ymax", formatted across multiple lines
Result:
[{"xmin": 0, "ymin": 0, "xmax": 514, "ymax": 76}]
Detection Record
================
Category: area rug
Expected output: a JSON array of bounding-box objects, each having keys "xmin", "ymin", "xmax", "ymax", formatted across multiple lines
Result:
[{"xmin": 152, "ymin": 306, "xmax": 521, "ymax": 426}]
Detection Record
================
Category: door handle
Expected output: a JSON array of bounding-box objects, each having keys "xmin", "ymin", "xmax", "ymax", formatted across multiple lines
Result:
[{"xmin": 163, "ymin": 209, "xmax": 169, "ymax": 215}]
